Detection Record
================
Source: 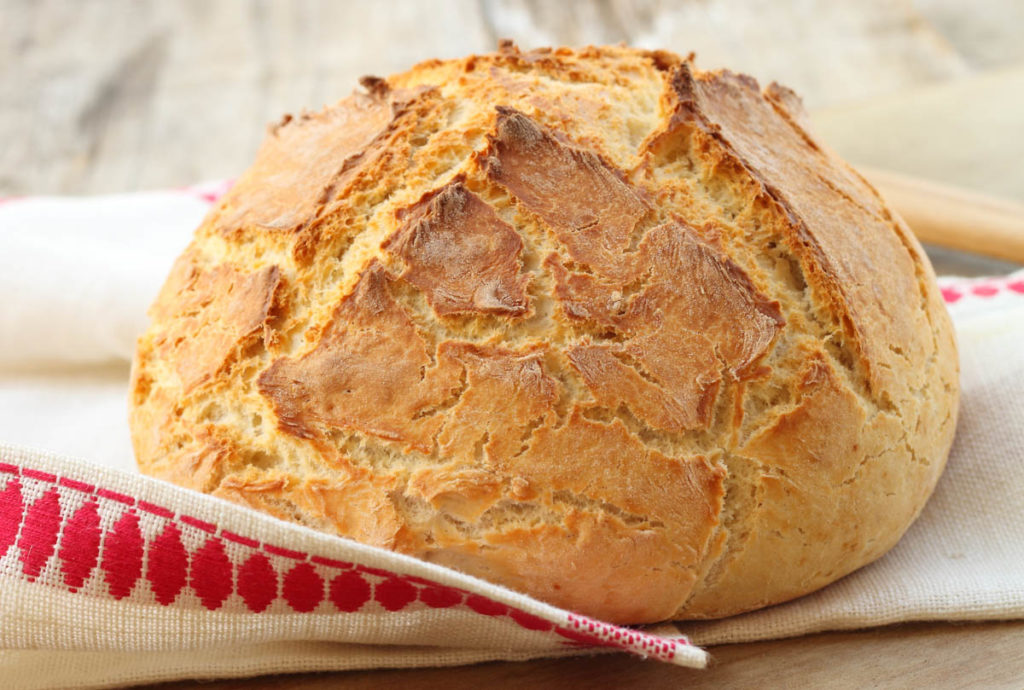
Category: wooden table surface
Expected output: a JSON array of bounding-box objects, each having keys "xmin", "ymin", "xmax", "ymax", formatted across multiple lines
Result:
[{"xmin": 3, "ymin": 2, "xmax": 1023, "ymax": 688}]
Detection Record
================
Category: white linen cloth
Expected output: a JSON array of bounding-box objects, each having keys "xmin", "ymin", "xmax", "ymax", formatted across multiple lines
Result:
[{"xmin": 0, "ymin": 187, "xmax": 1022, "ymax": 689}]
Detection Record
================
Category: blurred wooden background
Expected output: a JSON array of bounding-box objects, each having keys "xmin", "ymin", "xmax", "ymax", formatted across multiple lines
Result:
[
  {"xmin": 2, "ymin": 1, "xmax": 1023, "ymax": 687},
  {"xmin": 2, "ymin": 0, "xmax": 1023, "ymax": 201}
]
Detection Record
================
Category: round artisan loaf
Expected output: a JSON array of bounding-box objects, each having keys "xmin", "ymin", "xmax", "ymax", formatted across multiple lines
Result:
[{"xmin": 130, "ymin": 44, "xmax": 959, "ymax": 624}]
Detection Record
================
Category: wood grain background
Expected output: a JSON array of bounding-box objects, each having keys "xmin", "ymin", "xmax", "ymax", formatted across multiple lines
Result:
[{"xmin": 2, "ymin": 0, "xmax": 1022, "ymax": 197}]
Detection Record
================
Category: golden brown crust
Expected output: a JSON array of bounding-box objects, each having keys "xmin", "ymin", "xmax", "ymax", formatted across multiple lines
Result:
[
  {"xmin": 426, "ymin": 410, "xmax": 726, "ymax": 623},
  {"xmin": 257, "ymin": 264, "xmax": 463, "ymax": 451},
  {"xmin": 483, "ymin": 106, "xmax": 648, "ymax": 278},
  {"xmin": 214, "ymin": 91, "xmax": 394, "ymax": 234},
  {"xmin": 385, "ymin": 181, "xmax": 531, "ymax": 317},
  {"xmin": 553, "ymin": 220, "xmax": 784, "ymax": 433},
  {"xmin": 131, "ymin": 45, "xmax": 959, "ymax": 624},
  {"xmin": 147, "ymin": 254, "xmax": 282, "ymax": 393},
  {"xmin": 434, "ymin": 342, "xmax": 558, "ymax": 463},
  {"xmin": 662, "ymin": 64, "xmax": 931, "ymax": 405}
]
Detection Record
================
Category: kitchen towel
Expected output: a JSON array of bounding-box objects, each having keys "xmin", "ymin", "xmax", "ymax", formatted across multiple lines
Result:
[{"xmin": 1, "ymin": 187, "xmax": 1022, "ymax": 689}]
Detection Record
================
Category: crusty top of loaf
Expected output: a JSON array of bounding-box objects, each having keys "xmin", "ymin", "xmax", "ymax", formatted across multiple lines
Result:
[{"xmin": 131, "ymin": 44, "xmax": 959, "ymax": 624}]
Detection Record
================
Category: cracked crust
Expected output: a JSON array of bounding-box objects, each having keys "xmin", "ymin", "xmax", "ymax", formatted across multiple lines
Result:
[
  {"xmin": 130, "ymin": 44, "xmax": 959, "ymax": 624},
  {"xmin": 385, "ymin": 180, "xmax": 531, "ymax": 317}
]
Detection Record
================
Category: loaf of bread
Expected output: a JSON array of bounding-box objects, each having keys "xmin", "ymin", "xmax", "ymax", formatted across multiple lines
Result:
[{"xmin": 130, "ymin": 43, "xmax": 959, "ymax": 624}]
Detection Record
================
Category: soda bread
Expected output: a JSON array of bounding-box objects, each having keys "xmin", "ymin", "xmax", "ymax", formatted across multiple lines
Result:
[{"xmin": 130, "ymin": 43, "xmax": 959, "ymax": 624}]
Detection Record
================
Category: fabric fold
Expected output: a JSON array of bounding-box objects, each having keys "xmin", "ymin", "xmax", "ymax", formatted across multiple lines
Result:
[
  {"xmin": 0, "ymin": 191, "xmax": 203, "ymax": 366},
  {"xmin": 0, "ymin": 443, "xmax": 706, "ymax": 690}
]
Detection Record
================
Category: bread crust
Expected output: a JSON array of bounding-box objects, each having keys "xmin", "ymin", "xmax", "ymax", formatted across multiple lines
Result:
[{"xmin": 130, "ymin": 45, "xmax": 959, "ymax": 624}]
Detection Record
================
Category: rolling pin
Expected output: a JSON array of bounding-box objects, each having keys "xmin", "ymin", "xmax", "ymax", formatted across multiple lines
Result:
[{"xmin": 862, "ymin": 166, "xmax": 1024, "ymax": 265}]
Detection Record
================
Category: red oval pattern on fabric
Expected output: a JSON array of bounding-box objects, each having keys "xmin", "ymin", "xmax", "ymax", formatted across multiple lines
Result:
[
  {"xmin": 509, "ymin": 609, "xmax": 555, "ymax": 631},
  {"xmin": 59, "ymin": 499, "xmax": 102, "ymax": 591},
  {"xmin": 101, "ymin": 510, "xmax": 144, "ymax": 600},
  {"xmin": 940, "ymin": 287, "xmax": 962, "ymax": 304},
  {"xmin": 237, "ymin": 552, "xmax": 277, "ymax": 613},
  {"xmin": 939, "ymin": 279, "xmax": 1024, "ymax": 303},
  {"xmin": 329, "ymin": 570, "xmax": 372, "ymax": 612},
  {"xmin": 0, "ymin": 466, "xmax": 693, "ymax": 664},
  {"xmin": 0, "ymin": 478, "xmax": 23, "ymax": 558},
  {"xmin": 18, "ymin": 487, "xmax": 62, "ymax": 580},
  {"xmin": 466, "ymin": 594, "xmax": 509, "ymax": 617},
  {"xmin": 375, "ymin": 576, "xmax": 418, "ymax": 612},
  {"xmin": 190, "ymin": 537, "xmax": 233, "ymax": 610},
  {"xmin": 418, "ymin": 585, "xmax": 463, "ymax": 609},
  {"xmin": 147, "ymin": 522, "xmax": 189, "ymax": 606},
  {"xmin": 283, "ymin": 562, "xmax": 324, "ymax": 612}
]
